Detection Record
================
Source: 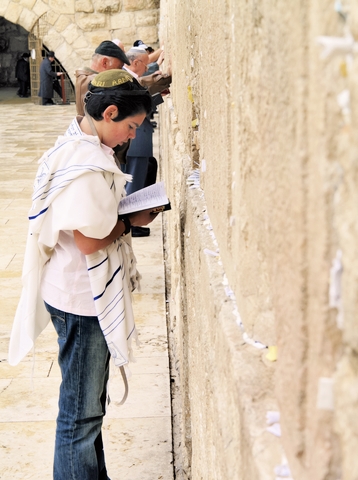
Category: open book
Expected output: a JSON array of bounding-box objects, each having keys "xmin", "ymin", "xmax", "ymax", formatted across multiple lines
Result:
[{"xmin": 118, "ymin": 181, "xmax": 171, "ymax": 215}]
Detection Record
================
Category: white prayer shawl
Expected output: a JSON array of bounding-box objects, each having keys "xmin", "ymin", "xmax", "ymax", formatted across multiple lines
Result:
[{"xmin": 8, "ymin": 128, "xmax": 139, "ymax": 370}]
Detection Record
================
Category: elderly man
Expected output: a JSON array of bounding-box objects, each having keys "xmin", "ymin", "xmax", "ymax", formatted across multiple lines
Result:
[{"xmin": 75, "ymin": 40, "xmax": 130, "ymax": 116}]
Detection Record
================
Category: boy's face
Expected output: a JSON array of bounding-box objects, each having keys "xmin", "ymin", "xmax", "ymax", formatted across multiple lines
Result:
[{"xmin": 101, "ymin": 110, "xmax": 146, "ymax": 148}]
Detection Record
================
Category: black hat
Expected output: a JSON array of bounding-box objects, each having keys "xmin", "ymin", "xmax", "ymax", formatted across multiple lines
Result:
[
  {"xmin": 47, "ymin": 51, "xmax": 55, "ymax": 57},
  {"xmin": 22, "ymin": 52, "xmax": 30, "ymax": 58},
  {"xmin": 95, "ymin": 41, "xmax": 130, "ymax": 65}
]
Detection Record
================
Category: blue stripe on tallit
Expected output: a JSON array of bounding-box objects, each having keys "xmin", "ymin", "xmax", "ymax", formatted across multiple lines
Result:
[
  {"xmin": 127, "ymin": 324, "xmax": 135, "ymax": 340},
  {"xmin": 28, "ymin": 207, "xmax": 49, "ymax": 220},
  {"xmin": 98, "ymin": 290, "xmax": 124, "ymax": 320},
  {"xmin": 33, "ymin": 183, "xmax": 67, "ymax": 202},
  {"xmin": 33, "ymin": 166, "xmax": 110, "ymax": 201},
  {"xmin": 103, "ymin": 312, "xmax": 125, "ymax": 336},
  {"xmin": 93, "ymin": 264, "xmax": 122, "ymax": 300},
  {"xmin": 101, "ymin": 307, "xmax": 125, "ymax": 331},
  {"xmin": 48, "ymin": 163, "xmax": 106, "ymax": 178},
  {"xmin": 32, "ymin": 178, "xmax": 74, "ymax": 201},
  {"xmin": 88, "ymin": 256, "xmax": 109, "ymax": 271}
]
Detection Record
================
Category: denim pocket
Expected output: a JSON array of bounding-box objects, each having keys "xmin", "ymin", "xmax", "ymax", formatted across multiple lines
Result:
[
  {"xmin": 51, "ymin": 313, "xmax": 66, "ymax": 339},
  {"xmin": 44, "ymin": 302, "xmax": 67, "ymax": 339}
]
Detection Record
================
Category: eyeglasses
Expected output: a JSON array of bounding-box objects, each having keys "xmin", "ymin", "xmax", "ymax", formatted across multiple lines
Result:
[{"xmin": 137, "ymin": 59, "xmax": 148, "ymax": 70}]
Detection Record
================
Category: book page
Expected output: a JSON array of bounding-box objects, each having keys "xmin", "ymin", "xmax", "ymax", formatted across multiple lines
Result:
[{"xmin": 118, "ymin": 182, "xmax": 170, "ymax": 215}]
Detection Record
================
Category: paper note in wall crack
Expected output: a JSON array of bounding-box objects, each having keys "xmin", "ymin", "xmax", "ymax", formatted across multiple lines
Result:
[{"xmin": 118, "ymin": 182, "xmax": 171, "ymax": 215}]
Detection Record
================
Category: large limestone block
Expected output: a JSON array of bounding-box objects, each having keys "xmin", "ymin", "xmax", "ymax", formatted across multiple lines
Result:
[
  {"xmin": 32, "ymin": 0, "xmax": 48, "ymax": 17},
  {"xmin": 54, "ymin": 14, "xmax": 74, "ymax": 33},
  {"xmin": 147, "ymin": 0, "xmax": 159, "ymax": 8},
  {"xmin": 61, "ymin": 23, "xmax": 83, "ymax": 44},
  {"xmin": 93, "ymin": 0, "xmax": 120, "ymax": 14},
  {"xmin": 83, "ymin": 31, "xmax": 115, "ymax": 49},
  {"xmin": 4, "ymin": 3, "xmax": 22, "ymax": 23},
  {"xmin": 75, "ymin": 12, "xmax": 106, "ymax": 30},
  {"xmin": 114, "ymin": 27, "xmax": 136, "ymax": 46},
  {"xmin": 19, "ymin": 0, "xmax": 36, "ymax": 10},
  {"xmin": 75, "ymin": 0, "xmax": 94, "ymax": 13},
  {"xmin": 110, "ymin": 11, "xmax": 133, "ymax": 30},
  {"xmin": 122, "ymin": 0, "xmax": 146, "ymax": 11},
  {"xmin": 72, "ymin": 34, "xmax": 89, "ymax": 50},
  {"xmin": 43, "ymin": 29, "xmax": 64, "ymax": 52},
  {"xmin": 0, "ymin": 2, "xmax": 7, "ymax": 16},
  {"xmin": 136, "ymin": 10, "xmax": 159, "ymax": 26},
  {"xmin": 49, "ymin": 0, "xmax": 75, "ymax": 14},
  {"xmin": 136, "ymin": 25, "xmax": 158, "ymax": 44},
  {"xmin": 46, "ymin": 10, "xmax": 60, "ymax": 26}
]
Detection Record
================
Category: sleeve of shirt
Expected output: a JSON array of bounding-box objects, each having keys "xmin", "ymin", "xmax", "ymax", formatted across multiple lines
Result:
[{"xmin": 48, "ymin": 171, "xmax": 118, "ymax": 239}]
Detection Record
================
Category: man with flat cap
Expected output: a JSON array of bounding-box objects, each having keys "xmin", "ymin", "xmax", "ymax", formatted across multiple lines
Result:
[
  {"xmin": 75, "ymin": 41, "xmax": 131, "ymax": 166},
  {"xmin": 75, "ymin": 40, "xmax": 130, "ymax": 116}
]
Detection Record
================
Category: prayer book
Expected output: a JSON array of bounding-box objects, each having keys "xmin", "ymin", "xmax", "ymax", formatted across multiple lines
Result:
[{"xmin": 118, "ymin": 181, "xmax": 171, "ymax": 215}]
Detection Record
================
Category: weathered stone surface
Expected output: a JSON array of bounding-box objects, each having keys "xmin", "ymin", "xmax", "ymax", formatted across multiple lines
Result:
[
  {"xmin": 32, "ymin": 0, "xmax": 48, "ymax": 17},
  {"xmin": 53, "ymin": 40, "xmax": 73, "ymax": 63},
  {"xmin": 4, "ymin": 3, "xmax": 22, "ymax": 23},
  {"xmin": 49, "ymin": 0, "xmax": 74, "ymax": 14},
  {"xmin": 75, "ymin": 0, "xmax": 93, "ymax": 13},
  {"xmin": 158, "ymin": 0, "xmax": 358, "ymax": 479},
  {"xmin": 114, "ymin": 26, "xmax": 136, "ymax": 46},
  {"xmin": 72, "ymin": 34, "xmax": 89, "ymax": 50},
  {"xmin": 43, "ymin": 28, "xmax": 63, "ymax": 51},
  {"xmin": 0, "ymin": 2, "xmax": 7, "ymax": 16},
  {"xmin": 136, "ymin": 25, "xmax": 158, "ymax": 44},
  {"xmin": 18, "ymin": 8, "xmax": 37, "ymax": 31},
  {"xmin": 135, "ymin": 10, "xmax": 159, "ymax": 27},
  {"xmin": 93, "ymin": 0, "xmax": 120, "ymax": 14},
  {"xmin": 73, "ymin": 46, "xmax": 95, "ymax": 62},
  {"xmin": 53, "ymin": 14, "xmax": 73, "ymax": 32},
  {"xmin": 75, "ymin": 12, "xmax": 106, "ymax": 30},
  {"xmin": 110, "ymin": 11, "xmax": 133, "ymax": 30},
  {"xmin": 19, "ymin": 0, "xmax": 36, "ymax": 9},
  {"xmin": 45, "ymin": 10, "xmax": 60, "ymax": 26},
  {"xmin": 122, "ymin": 0, "xmax": 146, "ymax": 12}
]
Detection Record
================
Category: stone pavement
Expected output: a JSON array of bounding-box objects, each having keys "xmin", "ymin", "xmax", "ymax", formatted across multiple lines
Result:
[{"xmin": 0, "ymin": 89, "xmax": 173, "ymax": 480}]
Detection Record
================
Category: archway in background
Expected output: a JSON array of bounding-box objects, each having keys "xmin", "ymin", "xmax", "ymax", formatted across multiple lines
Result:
[
  {"xmin": 29, "ymin": 14, "xmax": 75, "ymax": 105},
  {"xmin": 0, "ymin": 15, "xmax": 74, "ymax": 104},
  {"xmin": 0, "ymin": 16, "xmax": 28, "ymax": 87}
]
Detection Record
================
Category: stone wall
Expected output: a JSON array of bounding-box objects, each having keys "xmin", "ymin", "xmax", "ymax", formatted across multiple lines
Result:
[
  {"xmin": 159, "ymin": 0, "xmax": 358, "ymax": 479},
  {"xmin": 0, "ymin": 0, "xmax": 159, "ymax": 84}
]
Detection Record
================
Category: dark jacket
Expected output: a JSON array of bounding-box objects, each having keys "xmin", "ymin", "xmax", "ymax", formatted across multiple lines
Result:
[
  {"xmin": 38, "ymin": 58, "xmax": 57, "ymax": 98},
  {"xmin": 15, "ymin": 58, "xmax": 30, "ymax": 82},
  {"xmin": 127, "ymin": 117, "xmax": 154, "ymax": 157}
]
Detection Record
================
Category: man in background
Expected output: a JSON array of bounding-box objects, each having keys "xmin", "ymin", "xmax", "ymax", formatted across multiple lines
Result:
[
  {"xmin": 75, "ymin": 40, "xmax": 130, "ymax": 116},
  {"xmin": 15, "ymin": 52, "xmax": 30, "ymax": 98},
  {"xmin": 74, "ymin": 40, "xmax": 131, "ymax": 167},
  {"xmin": 38, "ymin": 51, "xmax": 63, "ymax": 105}
]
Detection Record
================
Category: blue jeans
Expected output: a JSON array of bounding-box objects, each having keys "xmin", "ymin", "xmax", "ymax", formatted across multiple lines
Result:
[{"xmin": 45, "ymin": 302, "xmax": 111, "ymax": 480}]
